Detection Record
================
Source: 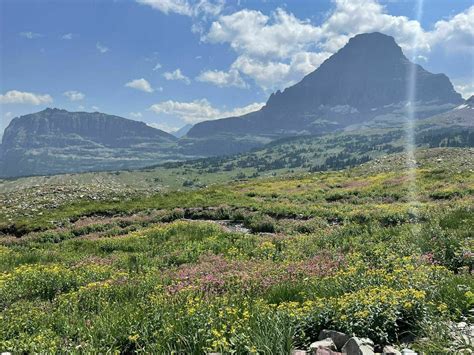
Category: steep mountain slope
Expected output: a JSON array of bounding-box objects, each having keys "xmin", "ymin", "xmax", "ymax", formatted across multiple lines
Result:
[
  {"xmin": 185, "ymin": 32, "xmax": 462, "ymax": 154},
  {"xmin": 0, "ymin": 108, "xmax": 182, "ymax": 178}
]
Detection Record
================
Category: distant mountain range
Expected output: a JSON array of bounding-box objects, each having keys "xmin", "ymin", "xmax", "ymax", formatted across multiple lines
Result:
[{"xmin": 1, "ymin": 32, "xmax": 470, "ymax": 178}]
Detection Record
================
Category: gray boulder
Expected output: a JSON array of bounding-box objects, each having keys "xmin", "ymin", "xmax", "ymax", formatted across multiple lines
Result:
[
  {"xmin": 310, "ymin": 338, "xmax": 337, "ymax": 351},
  {"xmin": 319, "ymin": 329, "xmax": 350, "ymax": 350},
  {"xmin": 382, "ymin": 345, "xmax": 401, "ymax": 355},
  {"xmin": 341, "ymin": 337, "xmax": 375, "ymax": 355}
]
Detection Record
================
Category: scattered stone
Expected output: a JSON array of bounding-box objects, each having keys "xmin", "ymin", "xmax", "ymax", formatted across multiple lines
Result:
[
  {"xmin": 341, "ymin": 337, "xmax": 375, "ymax": 355},
  {"xmin": 382, "ymin": 345, "xmax": 401, "ymax": 355},
  {"xmin": 310, "ymin": 338, "xmax": 337, "ymax": 351},
  {"xmin": 291, "ymin": 350, "xmax": 308, "ymax": 355},
  {"xmin": 400, "ymin": 349, "xmax": 417, "ymax": 355},
  {"xmin": 319, "ymin": 329, "xmax": 350, "ymax": 350}
]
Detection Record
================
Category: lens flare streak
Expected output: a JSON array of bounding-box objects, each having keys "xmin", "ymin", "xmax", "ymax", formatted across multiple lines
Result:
[{"xmin": 405, "ymin": 0, "xmax": 424, "ymax": 223}]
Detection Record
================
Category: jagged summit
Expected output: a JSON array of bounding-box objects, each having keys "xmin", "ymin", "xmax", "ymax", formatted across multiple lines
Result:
[{"xmin": 265, "ymin": 32, "xmax": 461, "ymax": 112}]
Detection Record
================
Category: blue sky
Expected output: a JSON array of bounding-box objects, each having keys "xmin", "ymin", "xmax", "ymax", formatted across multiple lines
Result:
[{"xmin": 1, "ymin": 0, "xmax": 473, "ymax": 134}]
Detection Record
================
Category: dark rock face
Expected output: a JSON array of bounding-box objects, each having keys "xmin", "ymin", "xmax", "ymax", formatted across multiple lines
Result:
[
  {"xmin": 0, "ymin": 108, "xmax": 178, "ymax": 177},
  {"xmin": 188, "ymin": 32, "xmax": 463, "ymax": 141}
]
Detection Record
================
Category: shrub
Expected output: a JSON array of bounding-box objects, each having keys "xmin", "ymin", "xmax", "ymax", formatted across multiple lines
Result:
[{"xmin": 245, "ymin": 215, "xmax": 276, "ymax": 233}]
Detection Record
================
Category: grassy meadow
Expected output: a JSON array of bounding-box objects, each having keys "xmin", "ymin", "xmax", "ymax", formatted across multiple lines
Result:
[{"xmin": 0, "ymin": 148, "xmax": 473, "ymax": 353}]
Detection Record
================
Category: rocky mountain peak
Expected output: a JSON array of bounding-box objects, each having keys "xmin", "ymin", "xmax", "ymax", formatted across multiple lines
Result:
[{"xmin": 188, "ymin": 32, "xmax": 463, "ymax": 144}]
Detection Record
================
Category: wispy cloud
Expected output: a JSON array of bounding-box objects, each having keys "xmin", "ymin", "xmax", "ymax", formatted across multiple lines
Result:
[
  {"xmin": 63, "ymin": 90, "xmax": 85, "ymax": 101},
  {"xmin": 149, "ymin": 99, "xmax": 264, "ymax": 123},
  {"xmin": 19, "ymin": 31, "xmax": 43, "ymax": 39},
  {"xmin": 61, "ymin": 33, "xmax": 74, "ymax": 40},
  {"xmin": 136, "ymin": 0, "xmax": 223, "ymax": 17},
  {"xmin": 163, "ymin": 69, "xmax": 191, "ymax": 85},
  {"xmin": 129, "ymin": 112, "xmax": 143, "ymax": 119},
  {"xmin": 96, "ymin": 42, "xmax": 109, "ymax": 54}
]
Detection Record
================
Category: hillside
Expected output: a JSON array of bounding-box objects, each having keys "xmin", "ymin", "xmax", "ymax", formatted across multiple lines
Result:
[
  {"xmin": 0, "ymin": 109, "xmax": 184, "ymax": 178},
  {"xmin": 0, "ymin": 148, "xmax": 472, "ymax": 353},
  {"xmin": 184, "ymin": 33, "xmax": 463, "ymax": 155},
  {"xmin": 3, "ymin": 100, "xmax": 470, "ymax": 197}
]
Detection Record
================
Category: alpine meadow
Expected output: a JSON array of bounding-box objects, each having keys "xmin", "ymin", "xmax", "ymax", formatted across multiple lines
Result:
[{"xmin": 0, "ymin": 1, "xmax": 473, "ymax": 354}]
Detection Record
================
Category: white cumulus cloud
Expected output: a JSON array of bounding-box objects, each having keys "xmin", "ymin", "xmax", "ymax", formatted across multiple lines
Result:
[
  {"xmin": 63, "ymin": 90, "xmax": 85, "ymax": 101},
  {"xmin": 428, "ymin": 5, "xmax": 474, "ymax": 52},
  {"xmin": 125, "ymin": 78, "xmax": 154, "ymax": 93},
  {"xmin": 206, "ymin": 8, "xmax": 321, "ymax": 60},
  {"xmin": 163, "ymin": 69, "xmax": 191, "ymax": 84},
  {"xmin": 199, "ymin": 1, "xmax": 474, "ymax": 91},
  {"xmin": 149, "ymin": 99, "xmax": 264, "ymax": 123},
  {"xmin": 0, "ymin": 90, "xmax": 53, "ymax": 105},
  {"xmin": 196, "ymin": 69, "xmax": 247, "ymax": 88}
]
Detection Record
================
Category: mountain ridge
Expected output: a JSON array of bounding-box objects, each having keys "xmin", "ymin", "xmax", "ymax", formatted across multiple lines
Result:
[{"xmin": 0, "ymin": 109, "xmax": 181, "ymax": 178}]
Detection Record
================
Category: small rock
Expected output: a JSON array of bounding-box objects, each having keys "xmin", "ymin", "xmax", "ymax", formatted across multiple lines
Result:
[
  {"xmin": 341, "ymin": 337, "xmax": 375, "ymax": 355},
  {"xmin": 310, "ymin": 338, "xmax": 337, "ymax": 351},
  {"xmin": 401, "ymin": 349, "xmax": 417, "ymax": 355},
  {"xmin": 383, "ymin": 345, "xmax": 401, "ymax": 355},
  {"xmin": 319, "ymin": 329, "xmax": 350, "ymax": 350},
  {"xmin": 292, "ymin": 351, "xmax": 308, "ymax": 355}
]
